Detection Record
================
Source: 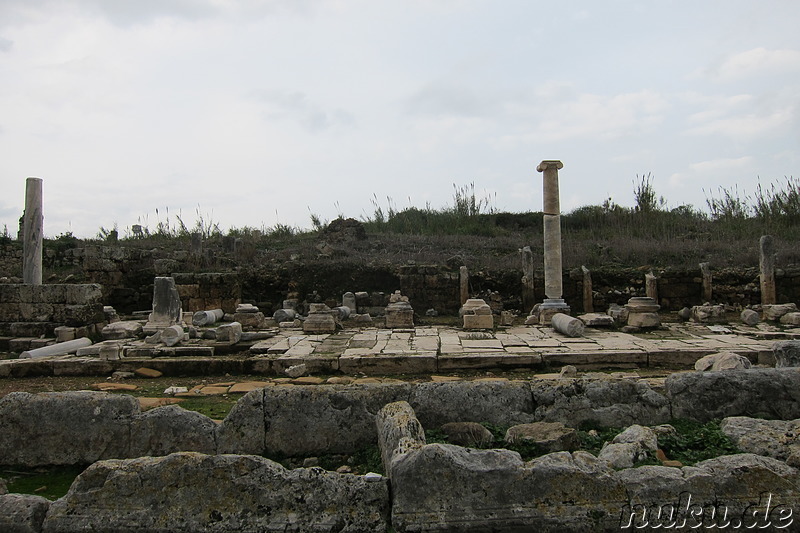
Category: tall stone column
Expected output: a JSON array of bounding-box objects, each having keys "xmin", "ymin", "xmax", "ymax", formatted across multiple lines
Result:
[
  {"xmin": 536, "ymin": 160, "xmax": 569, "ymax": 323},
  {"xmin": 22, "ymin": 177, "xmax": 43, "ymax": 285}
]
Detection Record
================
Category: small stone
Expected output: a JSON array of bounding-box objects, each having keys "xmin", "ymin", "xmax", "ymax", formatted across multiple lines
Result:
[
  {"xmin": 135, "ymin": 367, "xmax": 163, "ymax": 379},
  {"xmin": 326, "ymin": 376, "xmax": 354, "ymax": 385},
  {"xmin": 91, "ymin": 382, "xmax": 138, "ymax": 392},
  {"xmin": 285, "ymin": 364, "xmax": 308, "ymax": 378},
  {"xmin": 164, "ymin": 386, "xmax": 189, "ymax": 395},
  {"xmin": 112, "ymin": 371, "xmax": 136, "ymax": 380},
  {"xmin": 336, "ymin": 465, "xmax": 353, "ymax": 474},
  {"xmin": 559, "ymin": 365, "xmax": 577, "ymax": 377},
  {"xmin": 303, "ymin": 457, "xmax": 319, "ymax": 468},
  {"xmin": 440, "ymin": 422, "xmax": 494, "ymax": 448},
  {"xmin": 363, "ymin": 472, "xmax": 383, "ymax": 482},
  {"xmin": 741, "ymin": 308, "xmax": 760, "ymax": 326}
]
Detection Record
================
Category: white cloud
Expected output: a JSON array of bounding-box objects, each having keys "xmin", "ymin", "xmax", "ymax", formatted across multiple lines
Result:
[
  {"xmin": 669, "ymin": 156, "xmax": 755, "ymax": 188},
  {"xmin": 710, "ymin": 48, "xmax": 800, "ymax": 81}
]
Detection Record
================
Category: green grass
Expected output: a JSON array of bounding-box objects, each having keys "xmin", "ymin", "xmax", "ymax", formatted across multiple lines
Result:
[
  {"xmin": 4, "ymin": 465, "xmax": 86, "ymax": 500},
  {"xmin": 658, "ymin": 419, "xmax": 739, "ymax": 465}
]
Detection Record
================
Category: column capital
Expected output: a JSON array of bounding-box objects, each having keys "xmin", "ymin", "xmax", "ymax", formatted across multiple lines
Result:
[{"xmin": 537, "ymin": 160, "xmax": 563, "ymax": 172}]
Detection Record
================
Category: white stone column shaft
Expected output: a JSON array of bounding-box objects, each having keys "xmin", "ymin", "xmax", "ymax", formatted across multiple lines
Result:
[{"xmin": 23, "ymin": 177, "xmax": 43, "ymax": 285}]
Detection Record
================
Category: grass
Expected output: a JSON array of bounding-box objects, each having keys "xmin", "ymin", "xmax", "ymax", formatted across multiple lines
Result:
[{"xmin": 3, "ymin": 465, "xmax": 87, "ymax": 500}]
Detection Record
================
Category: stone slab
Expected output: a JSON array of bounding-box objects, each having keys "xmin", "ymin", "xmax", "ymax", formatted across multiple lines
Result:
[{"xmin": 339, "ymin": 354, "xmax": 437, "ymax": 375}]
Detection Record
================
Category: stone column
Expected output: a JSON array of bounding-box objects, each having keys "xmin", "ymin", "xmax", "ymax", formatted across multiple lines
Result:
[
  {"xmin": 521, "ymin": 246, "xmax": 535, "ymax": 311},
  {"xmin": 459, "ymin": 266, "xmax": 469, "ymax": 306},
  {"xmin": 22, "ymin": 177, "xmax": 43, "ymax": 285},
  {"xmin": 537, "ymin": 160, "xmax": 569, "ymax": 323},
  {"xmin": 581, "ymin": 266, "xmax": 593, "ymax": 313},
  {"xmin": 760, "ymin": 235, "xmax": 776, "ymax": 305},
  {"xmin": 699, "ymin": 262, "xmax": 713, "ymax": 303}
]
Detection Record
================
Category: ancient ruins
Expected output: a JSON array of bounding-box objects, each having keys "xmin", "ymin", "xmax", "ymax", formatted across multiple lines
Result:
[{"xmin": 2, "ymin": 172, "xmax": 800, "ymax": 531}]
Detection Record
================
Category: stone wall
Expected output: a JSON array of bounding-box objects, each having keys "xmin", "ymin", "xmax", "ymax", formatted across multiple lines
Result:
[
  {"xmin": 173, "ymin": 272, "xmax": 241, "ymax": 314},
  {"xmin": 1, "ymin": 242, "xmax": 799, "ymax": 315},
  {"xmin": 0, "ymin": 284, "xmax": 104, "ymax": 337}
]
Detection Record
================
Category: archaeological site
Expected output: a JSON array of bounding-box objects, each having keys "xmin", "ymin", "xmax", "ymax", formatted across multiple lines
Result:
[{"xmin": 2, "ymin": 169, "xmax": 800, "ymax": 532}]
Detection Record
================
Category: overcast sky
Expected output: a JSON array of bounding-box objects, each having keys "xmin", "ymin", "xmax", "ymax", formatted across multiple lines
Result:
[{"xmin": 1, "ymin": 0, "xmax": 798, "ymax": 238}]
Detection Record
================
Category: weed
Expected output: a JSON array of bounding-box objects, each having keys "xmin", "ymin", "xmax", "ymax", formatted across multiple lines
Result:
[
  {"xmin": 658, "ymin": 419, "xmax": 739, "ymax": 465},
  {"xmin": 4, "ymin": 465, "xmax": 87, "ymax": 500}
]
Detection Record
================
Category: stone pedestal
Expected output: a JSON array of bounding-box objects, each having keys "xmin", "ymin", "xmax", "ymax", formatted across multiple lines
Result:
[
  {"xmin": 537, "ymin": 300, "xmax": 571, "ymax": 326},
  {"xmin": 460, "ymin": 299, "xmax": 493, "ymax": 330},
  {"xmin": 144, "ymin": 277, "xmax": 184, "ymax": 334},
  {"xmin": 625, "ymin": 297, "xmax": 660, "ymax": 328},
  {"xmin": 303, "ymin": 303, "xmax": 336, "ymax": 334},
  {"xmin": 22, "ymin": 177, "xmax": 43, "ymax": 285}
]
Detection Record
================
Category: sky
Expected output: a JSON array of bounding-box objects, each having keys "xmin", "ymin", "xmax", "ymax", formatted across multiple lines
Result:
[{"xmin": 0, "ymin": 0, "xmax": 798, "ymax": 238}]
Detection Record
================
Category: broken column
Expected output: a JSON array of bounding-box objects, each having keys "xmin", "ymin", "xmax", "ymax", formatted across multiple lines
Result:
[
  {"xmin": 192, "ymin": 308, "xmax": 224, "ymax": 327},
  {"xmin": 645, "ymin": 271, "xmax": 658, "ymax": 302},
  {"xmin": 581, "ymin": 265, "xmax": 593, "ymax": 313},
  {"xmin": 760, "ymin": 235, "xmax": 776, "ymax": 305},
  {"xmin": 536, "ymin": 160, "xmax": 569, "ymax": 325},
  {"xmin": 521, "ymin": 246, "xmax": 535, "ymax": 311},
  {"xmin": 19, "ymin": 337, "xmax": 92, "ymax": 359},
  {"xmin": 699, "ymin": 262, "xmax": 713, "ymax": 303},
  {"xmin": 143, "ymin": 277, "xmax": 184, "ymax": 334},
  {"xmin": 342, "ymin": 292, "xmax": 357, "ymax": 313},
  {"xmin": 551, "ymin": 313, "xmax": 585, "ymax": 338},
  {"xmin": 22, "ymin": 177, "xmax": 43, "ymax": 285},
  {"xmin": 459, "ymin": 266, "xmax": 469, "ymax": 306}
]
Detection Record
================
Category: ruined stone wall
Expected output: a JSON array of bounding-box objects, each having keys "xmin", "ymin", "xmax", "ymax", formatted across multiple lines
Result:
[
  {"xmin": 0, "ymin": 284, "xmax": 104, "ymax": 337},
  {"xmin": 1, "ymin": 244, "xmax": 799, "ymax": 315},
  {"xmin": 173, "ymin": 272, "xmax": 241, "ymax": 314}
]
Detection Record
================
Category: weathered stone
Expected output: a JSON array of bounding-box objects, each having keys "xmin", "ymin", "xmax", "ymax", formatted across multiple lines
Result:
[
  {"xmin": 694, "ymin": 351, "xmax": 752, "ymax": 371},
  {"xmin": 441, "ymin": 421, "xmax": 494, "ymax": 448},
  {"xmin": 160, "ymin": 324, "xmax": 184, "ymax": 346},
  {"xmin": 530, "ymin": 378, "xmax": 670, "ymax": 428},
  {"xmin": 216, "ymin": 321, "xmax": 242, "ymax": 343},
  {"xmin": 0, "ymin": 493, "xmax": 50, "ymax": 533},
  {"xmin": 134, "ymin": 367, "xmax": 162, "ymax": 378},
  {"xmin": 691, "ymin": 303, "xmax": 725, "ymax": 323},
  {"xmin": 559, "ymin": 365, "xmax": 577, "ymax": 377},
  {"xmin": 262, "ymin": 384, "xmax": 412, "ymax": 456},
  {"xmin": 144, "ymin": 276, "xmax": 183, "ymax": 332},
  {"xmin": 677, "ymin": 306, "xmax": 692, "ymax": 320},
  {"xmin": 391, "ymin": 443, "xmax": 624, "ymax": 532},
  {"xmin": 410, "ymin": 381, "xmax": 535, "ymax": 428},
  {"xmin": 303, "ymin": 305, "xmax": 336, "ymax": 334},
  {"xmin": 740, "ymin": 308, "xmax": 760, "ymax": 326},
  {"xmin": 578, "ymin": 313, "xmax": 614, "ymax": 327},
  {"xmin": 0, "ymin": 391, "xmax": 139, "ymax": 466},
  {"xmin": 129, "ymin": 405, "xmax": 218, "ymax": 457},
  {"xmin": 780, "ymin": 312, "xmax": 800, "ymax": 326},
  {"xmin": 504, "ymin": 421, "xmax": 578, "ymax": 453},
  {"xmin": 720, "ymin": 416, "xmax": 800, "ymax": 461},
  {"xmin": 234, "ymin": 311, "xmax": 265, "ymax": 329},
  {"xmin": 285, "ymin": 363, "xmax": 307, "ymax": 378},
  {"xmin": 774, "ymin": 340, "xmax": 800, "ymax": 368},
  {"xmin": 215, "ymin": 388, "xmax": 266, "ymax": 454},
  {"xmin": 102, "ymin": 320, "xmax": 143, "ymax": 340},
  {"xmin": 667, "ymin": 368, "xmax": 800, "ymax": 422},
  {"xmin": 375, "ymin": 401, "xmax": 426, "ymax": 475},
  {"xmin": 342, "ymin": 292, "xmax": 357, "ymax": 313},
  {"xmin": 551, "ymin": 312, "xmax": 584, "ymax": 337},
  {"xmin": 385, "ymin": 299, "xmax": 414, "ymax": 328},
  {"xmin": 273, "ymin": 308, "xmax": 298, "ymax": 323},
  {"xmin": 43, "ymin": 453, "xmax": 390, "ymax": 533},
  {"xmin": 598, "ymin": 442, "xmax": 646, "ymax": 469},
  {"xmin": 763, "ymin": 303, "xmax": 798, "ymax": 321}
]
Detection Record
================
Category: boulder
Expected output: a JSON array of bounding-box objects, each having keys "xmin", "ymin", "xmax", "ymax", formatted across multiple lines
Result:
[
  {"xmin": 577, "ymin": 313, "xmax": 614, "ymax": 327},
  {"xmin": 440, "ymin": 422, "xmax": 494, "ymax": 448},
  {"xmin": 375, "ymin": 401, "xmax": 426, "ymax": 475},
  {"xmin": 740, "ymin": 308, "xmax": 760, "ymax": 326},
  {"xmin": 0, "ymin": 391, "xmax": 139, "ymax": 466},
  {"xmin": 504, "ymin": 421, "xmax": 579, "ymax": 453},
  {"xmin": 720, "ymin": 416, "xmax": 800, "ymax": 461},
  {"xmin": 694, "ymin": 351, "xmax": 752, "ymax": 372},
  {"xmin": 690, "ymin": 304, "xmax": 725, "ymax": 323},
  {"xmin": 215, "ymin": 388, "xmax": 266, "ymax": 455},
  {"xmin": 763, "ymin": 303, "xmax": 798, "ymax": 321},
  {"xmin": 774, "ymin": 340, "xmax": 800, "ymax": 368},
  {"xmin": 667, "ymin": 368, "xmax": 800, "ymax": 422},
  {"xmin": 0, "ymin": 494, "xmax": 50, "ymax": 533},
  {"xmin": 101, "ymin": 320, "xmax": 143, "ymax": 340},
  {"xmin": 780, "ymin": 312, "xmax": 800, "ymax": 326},
  {"xmin": 43, "ymin": 452, "xmax": 390, "ymax": 533},
  {"xmin": 597, "ymin": 425, "xmax": 658, "ymax": 469}
]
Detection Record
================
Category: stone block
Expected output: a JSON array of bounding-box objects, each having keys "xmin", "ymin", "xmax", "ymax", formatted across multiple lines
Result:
[
  {"xmin": 216, "ymin": 322, "xmax": 242, "ymax": 344},
  {"xmin": 410, "ymin": 381, "xmax": 535, "ymax": 428},
  {"xmin": 462, "ymin": 314, "xmax": 494, "ymax": 329},
  {"xmin": 65, "ymin": 284, "xmax": 103, "ymax": 305},
  {"xmin": 774, "ymin": 340, "xmax": 800, "ymax": 368},
  {"xmin": 0, "ymin": 494, "xmax": 50, "ymax": 533},
  {"xmin": 375, "ymin": 401, "xmax": 426, "ymax": 476},
  {"xmin": 43, "ymin": 453, "xmax": 390, "ymax": 533},
  {"xmin": 129, "ymin": 405, "xmax": 218, "ymax": 457}
]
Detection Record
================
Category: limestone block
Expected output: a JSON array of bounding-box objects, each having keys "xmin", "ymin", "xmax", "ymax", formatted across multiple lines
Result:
[
  {"xmin": 577, "ymin": 313, "xmax": 614, "ymax": 327},
  {"xmin": 530, "ymin": 378, "xmax": 670, "ymax": 428},
  {"xmin": 216, "ymin": 322, "xmax": 242, "ymax": 344},
  {"xmin": 64, "ymin": 283, "xmax": 103, "ymax": 305},
  {"xmin": 627, "ymin": 312, "xmax": 660, "ymax": 328},
  {"xmin": 0, "ymin": 391, "xmax": 139, "ymax": 466},
  {"xmin": 0, "ymin": 494, "xmax": 50, "ymax": 533},
  {"xmin": 774, "ymin": 340, "xmax": 800, "ymax": 368},
  {"xmin": 303, "ymin": 310, "xmax": 336, "ymax": 334},
  {"xmin": 667, "ymin": 368, "xmax": 800, "ymax": 422},
  {"xmin": 234, "ymin": 311, "xmax": 265, "ymax": 329},
  {"xmin": 693, "ymin": 351, "xmax": 751, "ymax": 372},
  {"xmin": 720, "ymin": 416, "xmax": 800, "ymax": 461},
  {"xmin": 504, "ymin": 421, "xmax": 579, "ymax": 453},
  {"xmin": 690, "ymin": 303, "xmax": 725, "ymax": 323},
  {"xmin": 273, "ymin": 308, "xmax": 297, "ymax": 323},
  {"xmin": 376, "ymin": 401, "xmax": 426, "ymax": 476},
  {"xmin": 54, "ymin": 325, "xmax": 76, "ymax": 342},
  {"xmin": 410, "ymin": 381, "xmax": 535, "ymax": 428},
  {"xmin": 43, "ymin": 453, "xmax": 390, "ymax": 533},
  {"xmin": 551, "ymin": 312, "xmax": 584, "ymax": 337},
  {"xmin": 102, "ymin": 320, "xmax": 143, "ymax": 340},
  {"xmin": 385, "ymin": 301, "xmax": 414, "ymax": 328},
  {"xmin": 462, "ymin": 314, "xmax": 493, "ymax": 329},
  {"xmin": 215, "ymin": 388, "xmax": 266, "ymax": 455},
  {"xmin": 129, "ymin": 405, "xmax": 218, "ymax": 457},
  {"xmin": 261, "ymin": 384, "xmax": 412, "ymax": 456},
  {"xmin": 390, "ymin": 444, "xmax": 624, "ymax": 532}
]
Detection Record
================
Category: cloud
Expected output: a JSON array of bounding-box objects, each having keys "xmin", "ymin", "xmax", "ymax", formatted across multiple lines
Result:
[
  {"xmin": 406, "ymin": 82, "xmax": 495, "ymax": 118},
  {"xmin": 684, "ymin": 92, "xmax": 797, "ymax": 141},
  {"xmin": 0, "ymin": 36, "xmax": 12, "ymax": 51},
  {"xmin": 709, "ymin": 48, "xmax": 800, "ymax": 81},
  {"xmin": 669, "ymin": 156, "xmax": 755, "ymax": 188},
  {"xmin": 252, "ymin": 89, "xmax": 355, "ymax": 133}
]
